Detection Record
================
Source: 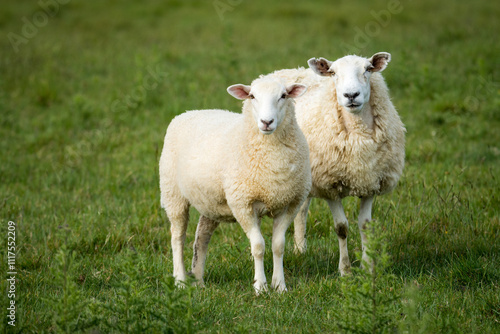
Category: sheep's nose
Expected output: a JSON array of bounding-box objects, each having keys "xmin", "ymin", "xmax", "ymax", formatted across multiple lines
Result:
[
  {"xmin": 261, "ymin": 119, "xmax": 274, "ymax": 127},
  {"xmin": 343, "ymin": 92, "xmax": 360, "ymax": 100}
]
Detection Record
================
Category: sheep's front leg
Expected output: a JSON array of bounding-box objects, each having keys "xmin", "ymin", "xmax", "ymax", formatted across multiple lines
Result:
[
  {"xmin": 293, "ymin": 197, "xmax": 311, "ymax": 254},
  {"xmin": 327, "ymin": 199, "xmax": 351, "ymax": 276},
  {"xmin": 271, "ymin": 207, "xmax": 296, "ymax": 293},
  {"xmin": 234, "ymin": 210, "xmax": 267, "ymax": 294},
  {"xmin": 358, "ymin": 196, "xmax": 374, "ymax": 271},
  {"xmin": 191, "ymin": 215, "xmax": 220, "ymax": 287}
]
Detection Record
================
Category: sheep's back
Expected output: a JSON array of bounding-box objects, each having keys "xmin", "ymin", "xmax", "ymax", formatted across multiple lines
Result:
[{"xmin": 161, "ymin": 109, "xmax": 243, "ymax": 219}]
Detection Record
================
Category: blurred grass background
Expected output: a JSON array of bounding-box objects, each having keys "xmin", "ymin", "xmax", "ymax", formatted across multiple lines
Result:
[{"xmin": 1, "ymin": 0, "xmax": 499, "ymax": 332}]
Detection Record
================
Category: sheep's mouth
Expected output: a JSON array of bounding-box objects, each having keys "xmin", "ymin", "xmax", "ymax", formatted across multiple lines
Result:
[
  {"xmin": 260, "ymin": 129, "xmax": 275, "ymax": 135},
  {"xmin": 347, "ymin": 103, "xmax": 361, "ymax": 108}
]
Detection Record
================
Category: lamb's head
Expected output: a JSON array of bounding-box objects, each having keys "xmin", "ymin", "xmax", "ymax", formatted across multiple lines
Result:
[
  {"xmin": 308, "ymin": 52, "xmax": 391, "ymax": 113},
  {"xmin": 227, "ymin": 78, "xmax": 307, "ymax": 134}
]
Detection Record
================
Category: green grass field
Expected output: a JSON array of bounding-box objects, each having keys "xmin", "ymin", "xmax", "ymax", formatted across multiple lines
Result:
[{"xmin": 1, "ymin": 0, "xmax": 499, "ymax": 332}]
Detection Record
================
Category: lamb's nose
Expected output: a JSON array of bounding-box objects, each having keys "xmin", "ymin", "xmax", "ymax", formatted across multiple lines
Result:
[
  {"xmin": 343, "ymin": 92, "xmax": 360, "ymax": 100},
  {"xmin": 261, "ymin": 119, "xmax": 274, "ymax": 127}
]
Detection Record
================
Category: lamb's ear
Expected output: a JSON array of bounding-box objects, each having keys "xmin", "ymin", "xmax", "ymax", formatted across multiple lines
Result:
[
  {"xmin": 227, "ymin": 84, "xmax": 252, "ymax": 100},
  {"xmin": 286, "ymin": 84, "xmax": 307, "ymax": 98},
  {"xmin": 368, "ymin": 52, "xmax": 391, "ymax": 72},
  {"xmin": 308, "ymin": 57, "xmax": 334, "ymax": 76}
]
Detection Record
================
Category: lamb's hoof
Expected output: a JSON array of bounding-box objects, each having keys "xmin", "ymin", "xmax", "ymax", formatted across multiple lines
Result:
[
  {"xmin": 192, "ymin": 279, "xmax": 205, "ymax": 288},
  {"xmin": 294, "ymin": 241, "xmax": 307, "ymax": 254},
  {"xmin": 187, "ymin": 271, "xmax": 205, "ymax": 287},
  {"xmin": 360, "ymin": 257, "xmax": 374, "ymax": 274},
  {"xmin": 339, "ymin": 264, "xmax": 352, "ymax": 277},
  {"xmin": 253, "ymin": 281, "xmax": 268, "ymax": 295},
  {"xmin": 272, "ymin": 281, "xmax": 288, "ymax": 293},
  {"xmin": 174, "ymin": 279, "xmax": 187, "ymax": 289}
]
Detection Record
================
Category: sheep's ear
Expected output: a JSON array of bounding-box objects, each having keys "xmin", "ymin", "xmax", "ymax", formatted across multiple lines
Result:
[
  {"xmin": 286, "ymin": 84, "xmax": 307, "ymax": 98},
  {"xmin": 368, "ymin": 52, "xmax": 391, "ymax": 72},
  {"xmin": 308, "ymin": 57, "xmax": 334, "ymax": 76},
  {"xmin": 227, "ymin": 84, "xmax": 252, "ymax": 100}
]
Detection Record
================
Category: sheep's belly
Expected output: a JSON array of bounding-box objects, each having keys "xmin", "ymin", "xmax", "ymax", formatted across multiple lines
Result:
[
  {"xmin": 191, "ymin": 199, "xmax": 236, "ymax": 223},
  {"xmin": 252, "ymin": 200, "xmax": 285, "ymax": 219},
  {"xmin": 311, "ymin": 162, "xmax": 397, "ymax": 200}
]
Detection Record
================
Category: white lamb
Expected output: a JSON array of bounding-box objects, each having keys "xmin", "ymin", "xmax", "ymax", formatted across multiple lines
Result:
[
  {"xmin": 159, "ymin": 77, "xmax": 311, "ymax": 293},
  {"xmin": 265, "ymin": 52, "xmax": 405, "ymax": 275}
]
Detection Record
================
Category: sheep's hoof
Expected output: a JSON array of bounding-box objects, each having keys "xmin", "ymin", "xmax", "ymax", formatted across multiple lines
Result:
[
  {"xmin": 174, "ymin": 279, "xmax": 187, "ymax": 289},
  {"xmin": 339, "ymin": 264, "xmax": 352, "ymax": 277},
  {"xmin": 272, "ymin": 282, "xmax": 288, "ymax": 293},
  {"xmin": 294, "ymin": 242, "xmax": 307, "ymax": 254},
  {"xmin": 340, "ymin": 268, "xmax": 352, "ymax": 277},
  {"xmin": 187, "ymin": 271, "xmax": 205, "ymax": 287},
  {"xmin": 360, "ymin": 257, "xmax": 374, "ymax": 274},
  {"xmin": 253, "ymin": 281, "xmax": 268, "ymax": 295},
  {"xmin": 193, "ymin": 279, "xmax": 205, "ymax": 288}
]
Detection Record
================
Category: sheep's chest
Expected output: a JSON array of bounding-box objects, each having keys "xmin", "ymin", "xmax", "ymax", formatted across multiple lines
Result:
[
  {"xmin": 239, "ymin": 150, "xmax": 307, "ymax": 215},
  {"xmin": 310, "ymin": 133, "xmax": 390, "ymax": 199}
]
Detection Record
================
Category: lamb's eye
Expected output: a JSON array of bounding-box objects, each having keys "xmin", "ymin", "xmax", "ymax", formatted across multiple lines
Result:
[
  {"xmin": 249, "ymin": 94, "xmax": 255, "ymax": 99},
  {"xmin": 281, "ymin": 93, "xmax": 287, "ymax": 99}
]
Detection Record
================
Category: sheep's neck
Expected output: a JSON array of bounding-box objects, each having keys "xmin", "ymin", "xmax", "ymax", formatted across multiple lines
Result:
[{"xmin": 340, "ymin": 104, "xmax": 374, "ymax": 132}]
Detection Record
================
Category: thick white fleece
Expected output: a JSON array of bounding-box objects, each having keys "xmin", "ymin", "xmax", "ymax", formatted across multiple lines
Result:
[
  {"xmin": 159, "ymin": 77, "xmax": 312, "ymax": 292},
  {"xmin": 159, "ymin": 101, "xmax": 311, "ymax": 222},
  {"xmin": 265, "ymin": 69, "xmax": 405, "ymax": 201}
]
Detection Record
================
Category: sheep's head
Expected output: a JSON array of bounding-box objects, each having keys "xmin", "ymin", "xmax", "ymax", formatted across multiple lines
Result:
[
  {"xmin": 227, "ymin": 78, "xmax": 307, "ymax": 135},
  {"xmin": 308, "ymin": 52, "xmax": 391, "ymax": 113}
]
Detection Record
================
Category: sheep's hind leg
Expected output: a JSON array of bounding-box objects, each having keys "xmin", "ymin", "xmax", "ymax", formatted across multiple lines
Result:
[
  {"xmin": 358, "ymin": 196, "xmax": 374, "ymax": 272},
  {"xmin": 327, "ymin": 199, "xmax": 351, "ymax": 276},
  {"xmin": 293, "ymin": 197, "xmax": 311, "ymax": 254},
  {"xmin": 190, "ymin": 215, "xmax": 220, "ymax": 287},
  {"xmin": 168, "ymin": 201, "xmax": 190, "ymax": 287}
]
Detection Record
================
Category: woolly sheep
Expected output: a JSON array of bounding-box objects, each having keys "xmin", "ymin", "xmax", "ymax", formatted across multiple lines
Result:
[
  {"xmin": 265, "ymin": 52, "xmax": 405, "ymax": 275},
  {"xmin": 159, "ymin": 77, "xmax": 311, "ymax": 293}
]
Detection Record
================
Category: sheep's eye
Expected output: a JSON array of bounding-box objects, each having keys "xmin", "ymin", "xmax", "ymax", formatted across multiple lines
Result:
[
  {"xmin": 281, "ymin": 93, "xmax": 287, "ymax": 99},
  {"xmin": 249, "ymin": 94, "xmax": 255, "ymax": 99}
]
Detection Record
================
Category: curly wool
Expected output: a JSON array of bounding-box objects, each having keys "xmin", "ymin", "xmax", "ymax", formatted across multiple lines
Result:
[
  {"xmin": 159, "ymin": 83, "xmax": 311, "ymax": 223},
  {"xmin": 267, "ymin": 70, "xmax": 405, "ymax": 200}
]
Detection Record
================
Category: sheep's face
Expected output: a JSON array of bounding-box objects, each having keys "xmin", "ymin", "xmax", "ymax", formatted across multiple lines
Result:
[
  {"xmin": 227, "ymin": 79, "xmax": 307, "ymax": 135},
  {"xmin": 308, "ymin": 52, "xmax": 391, "ymax": 114}
]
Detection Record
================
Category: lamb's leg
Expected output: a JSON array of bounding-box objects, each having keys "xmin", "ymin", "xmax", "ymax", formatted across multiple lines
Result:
[
  {"xmin": 248, "ymin": 225, "xmax": 267, "ymax": 294},
  {"xmin": 293, "ymin": 197, "xmax": 311, "ymax": 254},
  {"xmin": 191, "ymin": 215, "xmax": 220, "ymax": 286},
  {"xmin": 234, "ymin": 209, "xmax": 267, "ymax": 294},
  {"xmin": 326, "ymin": 199, "xmax": 351, "ymax": 276},
  {"xmin": 271, "ymin": 207, "xmax": 297, "ymax": 293},
  {"xmin": 168, "ymin": 202, "xmax": 190, "ymax": 286},
  {"xmin": 358, "ymin": 196, "xmax": 374, "ymax": 271}
]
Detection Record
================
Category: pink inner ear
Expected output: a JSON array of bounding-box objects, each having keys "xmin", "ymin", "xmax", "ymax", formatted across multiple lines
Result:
[
  {"xmin": 287, "ymin": 84, "xmax": 307, "ymax": 98},
  {"xmin": 227, "ymin": 84, "xmax": 251, "ymax": 100}
]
